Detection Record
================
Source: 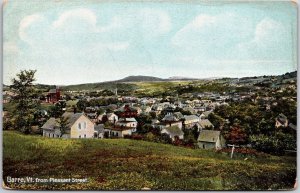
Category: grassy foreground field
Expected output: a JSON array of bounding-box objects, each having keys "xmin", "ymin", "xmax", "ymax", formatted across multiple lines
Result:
[{"xmin": 3, "ymin": 131, "xmax": 296, "ymax": 190}]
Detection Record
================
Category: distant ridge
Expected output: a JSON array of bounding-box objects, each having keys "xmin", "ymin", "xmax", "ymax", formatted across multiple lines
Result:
[
  {"xmin": 115, "ymin": 75, "xmax": 201, "ymax": 82},
  {"xmin": 24, "ymin": 71, "xmax": 296, "ymax": 91},
  {"xmin": 167, "ymin": 76, "xmax": 199, "ymax": 81},
  {"xmin": 116, "ymin": 75, "xmax": 164, "ymax": 82}
]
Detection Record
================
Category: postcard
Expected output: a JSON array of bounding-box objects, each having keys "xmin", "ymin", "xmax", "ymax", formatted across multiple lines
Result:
[{"xmin": 2, "ymin": 0, "xmax": 297, "ymax": 191}]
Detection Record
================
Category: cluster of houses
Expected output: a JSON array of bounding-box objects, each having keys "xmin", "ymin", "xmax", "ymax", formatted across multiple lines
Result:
[
  {"xmin": 41, "ymin": 99, "xmax": 226, "ymax": 150},
  {"xmin": 40, "ymin": 87, "xmax": 297, "ymax": 150}
]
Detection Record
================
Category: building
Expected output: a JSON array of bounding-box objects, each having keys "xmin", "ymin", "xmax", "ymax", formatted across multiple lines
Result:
[
  {"xmin": 184, "ymin": 115, "xmax": 200, "ymax": 129},
  {"xmin": 105, "ymin": 126, "xmax": 136, "ymax": 138},
  {"xmin": 199, "ymin": 119, "xmax": 214, "ymax": 130},
  {"xmin": 115, "ymin": 118, "xmax": 137, "ymax": 132},
  {"xmin": 199, "ymin": 111, "xmax": 212, "ymax": 119},
  {"xmin": 161, "ymin": 126, "xmax": 184, "ymax": 141},
  {"xmin": 42, "ymin": 112, "xmax": 94, "ymax": 138},
  {"xmin": 159, "ymin": 113, "xmax": 183, "ymax": 129},
  {"xmin": 94, "ymin": 124, "xmax": 105, "ymax": 138},
  {"xmin": 116, "ymin": 105, "xmax": 138, "ymax": 118},
  {"xmin": 197, "ymin": 130, "xmax": 225, "ymax": 150},
  {"xmin": 106, "ymin": 113, "xmax": 119, "ymax": 123},
  {"xmin": 46, "ymin": 87, "xmax": 61, "ymax": 103},
  {"xmin": 275, "ymin": 113, "xmax": 289, "ymax": 128}
]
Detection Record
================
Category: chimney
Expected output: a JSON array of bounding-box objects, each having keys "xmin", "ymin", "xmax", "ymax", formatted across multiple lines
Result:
[{"xmin": 73, "ymin": 106, "xmax": 77, "ymax": 114}]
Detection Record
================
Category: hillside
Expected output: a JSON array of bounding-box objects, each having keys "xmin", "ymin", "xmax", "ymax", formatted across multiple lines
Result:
[
  {"xmin": 57, "ymin": 71, "xmax": 296, "ymax": 94},
  {"xmin": 3, "ymin": 131, "xmax": 296, "ymax": 190},
  {"xmin": 117, "ymin": 75, "xmax": 164, "ymax": 82},
  {"xmin": 62, "ymin": 82, "xmax": 137, "ymax": 92}
]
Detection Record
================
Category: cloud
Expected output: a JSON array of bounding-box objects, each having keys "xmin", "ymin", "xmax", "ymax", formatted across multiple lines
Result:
[
  {"xmin": 171, "ymin": 13, "xmax": 293, "ymax": 62},
  {"xmin": 52, "ymin": 8, "xmax": 97, "ymax": 29},
  {"xmin": 18, "ymin": 7, "xmax": 171, "ymax": 51},
  {"xmin": 237, "ymin": 18, "xmax": 291, "ymax": 60},
  {"xmin": 19, "ymin": 14, "xmax": 45, "ymax": 44},
  {"xmin": 254, "ymin": 18, "xmax": 284, "ymax": 42},
  {"xmin": 171, "ymin": 13, "xmax": 252, "ymax": 59},
  {"xmin": 139, "ymin": 8, "xmax": 172, "ymax": 37}
]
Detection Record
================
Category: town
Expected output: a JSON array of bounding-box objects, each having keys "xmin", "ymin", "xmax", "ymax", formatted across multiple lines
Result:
[{"xmin": 3, "ymin": 70, "xmax": 297, "ymax": 155}]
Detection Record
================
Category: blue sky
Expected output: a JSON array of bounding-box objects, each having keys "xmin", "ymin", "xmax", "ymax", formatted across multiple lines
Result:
[{"xmin": 3, "ymin": 0, "xmax": 297, "ymax": 85}]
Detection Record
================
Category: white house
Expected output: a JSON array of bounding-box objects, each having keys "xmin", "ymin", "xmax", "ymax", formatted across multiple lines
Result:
[
  {"xmin": 107, "ymin": 113, "xmax": 119, "ymax": 123},
  {"xmin": 105, "ymin": 127, "xmax": 135, "ymax": 138},
  {"xmin": 197, "ymin": 130, "xmax": 225, "ymax": 150},
  {"xmin": 42, "ymin": 112, "xmax": 95, "ymax": 139},
  {"xmin": 161, "ymin": 126, "xmax": 184, "ymax": 141},
  {"xmin": 115, "ymin": 118, "xmax": 138, "ymax": 132}
]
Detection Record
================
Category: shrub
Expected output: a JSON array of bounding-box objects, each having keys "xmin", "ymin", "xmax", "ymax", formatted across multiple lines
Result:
[{"xmin": 131, "ymin": 134, "xmax": 144, "ymax": 140}]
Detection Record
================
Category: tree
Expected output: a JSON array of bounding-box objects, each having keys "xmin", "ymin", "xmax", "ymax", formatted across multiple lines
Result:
[
  {"xmin": 208, "ymin": 113, "xmax": 224, "ymax": 129},
  {"xmin": 76, "ymin": 99, "xmax": 88, "ymax": 111},
  {"xmin": 10, "ymin": 70, "xmax": 39, "ymax": 134},
  {"xmin": 58, "ymin": 115, "xmax": 69, "ymax": 137},
  {"xmin": 149, "ymin": 111, "xmax": 157, "ymax": 119},
  {"xmin": 159, "ymin": 133, "xmax": 172, "ymax": 144},
  {"xmin": 49, "ymin": 102, "xmax": 65, "ymax": 118},
  {"xmin": 224, "ymin": 126, "xmax": 248, "ymax": 145}
]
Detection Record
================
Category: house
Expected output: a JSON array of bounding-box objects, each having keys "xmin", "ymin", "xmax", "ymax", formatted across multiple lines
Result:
[
  {"xmin": 115, "ymin": 118, "xmax": 138, "ymax": 132},
  {"xmin": 94, "ymin": 124, "xmax": 105, "ymax": 138},
  {"xmin": 42, "ymin": 112, "xmax": 94, "ymax": 139},
  {"xmin": 151, "ymin": 119, "xmax": 160, "ymax": 125},
  {"xmin": 151, "ymin": 104, "xmax": 163, "ymax": 114},
  {"xmin": 183, "ymin": 106, "xmax": 196, "ymax": 114},
  {"xmin": 173, "ymin": 112, "xmax": 184, "ymax": 120},
  {"xmin": 159, "ymin": 112, "xmax": 183, "ymax": 129},
  {"xmin": 86, "ymin": 112, "xmax": 98, "ymax": 123},
  {"xmin": 135, "ymin": 107, "xmax": 142, "ymax": 115},
  {"xmin": 162, "ymin": 113, "xmax": 180, "ymax": 122},
  {"xmin": 200, "ymin": 111, "xmax": 212, "ymax": 119},
  {"xmin": 275, "ymin": 113, "xmax": 288, "ymax": 128},
  {"xmin": 46, "ymin": 87, "xmax": 61, "ymax": 103},
  {"xmin": 97, "ymin": 113, "xmax": 106, "ymax": 122},
  {"xmin": 116, "ymin": 104, "xmax": 138, "ymax": 118},
  {"xmin": 198, "ymin": 119, "xmax": 214, "ymax": 130},
  {"xmin": 105, "ymin": 126, "xmax": 136, "ymax": 138},
  {"xmin": 104, "ymin": 117, "xmax": 137, "ymax": 138},
  {"xmin": 141, "ymin": 105, "xmax": 152, "ymax": 113},
  {"xmin": 161, "ymin": 126, "xmax": 184, "ymax": 141},
  {"xmin": 288, "ymin": 123, "xmax": 297, "ymax": 131},
  {"xmin": 197, "ymin": 130, "xmax": 225, "ymax": 150},
  {"xmin": 184, "ymin": 115, "xmax": 200, "ymax": 129},
  {"xmin": 106, "ymin": 113, "xmax": 118, "ymax": 123},
  {"xmin": 194, "ymin": 106, "xmax": 206, "ymax": 113},
  {"xmin": 41, "ymin": 118, "xmax": 61, "ymax": 138}
]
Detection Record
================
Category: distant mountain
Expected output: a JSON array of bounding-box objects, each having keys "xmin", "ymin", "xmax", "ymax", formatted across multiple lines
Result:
[
  {"xmin": 24, "ymin": 71, "xmax": 296, "ymax": 92},
  {"xmin": 167, "ymin": 76, "xmax": 199, "ymax": 81},
  {"xmin": 116, "ymin": 75, "xmax": 164, "ymax": 82}
]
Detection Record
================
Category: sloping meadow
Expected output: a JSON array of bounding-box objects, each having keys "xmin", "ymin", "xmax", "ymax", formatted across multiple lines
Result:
[{"xmin": 3, "ymin": 131, "xmax": 296, "ymax": 190}]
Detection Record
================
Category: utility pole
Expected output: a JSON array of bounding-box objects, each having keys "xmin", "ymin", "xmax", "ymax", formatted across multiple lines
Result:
[{"xmin": 227, "ymin": 144, "xmax": 239, "ymax": 159}]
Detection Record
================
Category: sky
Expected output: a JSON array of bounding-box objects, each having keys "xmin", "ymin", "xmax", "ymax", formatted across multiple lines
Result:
[{"xmin": 3, "ymin": 0, "xmax": 297, "ymax": 85}]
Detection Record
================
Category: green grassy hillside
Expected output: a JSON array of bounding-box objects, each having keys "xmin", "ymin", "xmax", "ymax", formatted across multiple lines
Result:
[{"xmin": 3, "ymin": 131, "xmax": 296, "ymax": 190}]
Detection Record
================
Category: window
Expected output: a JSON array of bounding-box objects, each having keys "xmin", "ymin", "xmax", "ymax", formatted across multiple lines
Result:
[
  {"xmin": 79, "ymin": 135, "xmax": 81, "ymax": 138},
  {"xmin": 78, "ymin": 123, "xmax": 81, "ymax": 129},
  {"xmin": 49, "ymin": 133, "xmax": 50, "ymax": 137},
  {"xmin": 84, "ymin": 134, "xmax": 86, "ymax": 138},
  {"xmin": 83, "ymin": 122, "xmax": 87, "ymax": 129},
  {"xmin": 116, "ymin": 132, "xmax": 118, "ymax": 137}
]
